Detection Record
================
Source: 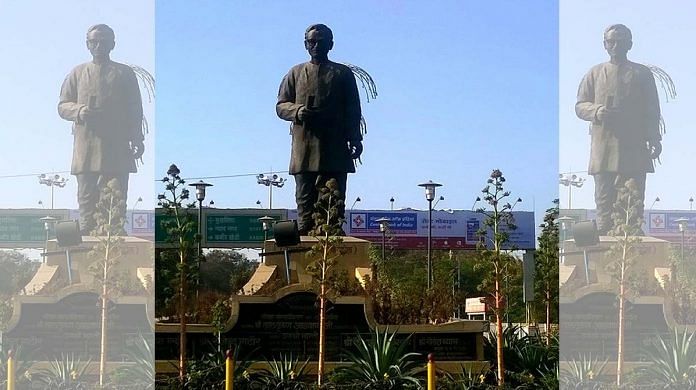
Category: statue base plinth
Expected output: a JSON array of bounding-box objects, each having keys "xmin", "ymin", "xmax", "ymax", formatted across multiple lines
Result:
[{"xmin": 243, "ymin": 236, "xmax": 371, "ymax": 294}]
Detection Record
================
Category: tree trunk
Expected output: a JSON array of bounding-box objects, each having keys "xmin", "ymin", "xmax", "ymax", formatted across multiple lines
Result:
[
  {"xmin": 616, "ymin": 259, "xmax": 625, "ymax": 387},
  {"xmin": 99, "ymin": 200, "xmax": 113, "ymax": 388},
  {"xmin": 99, "ymin": 240, "xmax": 109, "ymax": 388},
  {"xmin": 179, "ymin": 250, "xmax": 187, "ymax": 387},
  {"xmin": 495, "ymin": 275, "xmax": 505, "ymax": 386},
  {"xmin": 318, "ymin": 280, "xmax": 326, "ymax": 387}
]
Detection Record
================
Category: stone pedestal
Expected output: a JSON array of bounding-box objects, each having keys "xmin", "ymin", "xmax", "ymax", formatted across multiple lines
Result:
[
  {"xmin": 243, "ymin": 236, "xmax": 372, "ymax": 294},
  {"xmin": 560, "ymin": 235, "xmax": 676, "ymax": 368},
  {"xmin": 5, "ymin": 236, "xmax": 154, "ymax": 368},
  {"xmin": 29, "ymin": 236, "xmax": 154, "ymax": 294},
  {"xmin": 560, "ymin": 235, "xmax": 670, "ymax": 292}
]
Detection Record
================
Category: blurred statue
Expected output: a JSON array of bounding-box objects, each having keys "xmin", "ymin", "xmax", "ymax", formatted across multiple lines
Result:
[
  {"xmin": 277, "ymin": 24, "xmax": 363, "ymax": 235},
  {"xmin": 59, "ymin": 24, "xmax": 144, "ymax": 235},
  {"xmin": 576, "ymin": 24, "xmax": 661, "ymax": 234}
]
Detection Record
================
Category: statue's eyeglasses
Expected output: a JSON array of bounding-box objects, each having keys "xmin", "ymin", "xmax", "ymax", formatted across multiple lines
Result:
[
  {"xmin": 87, "ymin": 39, "xmax": 112, "ymax": 46},
  {"xmin": 305, "ymin": 39, "xmax": 327, "ymax": 47}
]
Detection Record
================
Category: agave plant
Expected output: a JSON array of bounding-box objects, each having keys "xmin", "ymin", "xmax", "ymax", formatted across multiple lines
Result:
[
  {"xmin": 33, "ymin": 353, "xmax": 92, "ymax": 390},
  {"xmin": 254, "ymin": 353, "xmax": 310, "ymax": 390},
  {"xmin": 509, "ymin": 336, "xmax": 558, "ymax": 381},
  {"xmin": 110, "ymin": 334, "xmax": 155, "ymax": 389},
  {"xmin": 331, "ymin": 327, "xmax": 422, "ymax": 389},
  {"xmin": 438, "ymin": 364, "xmax": 492, "ymax": 389},
  {"xmin": 638, "ymin": 328, "xmax": 696, "ymax": 388},
  {"xmin": 560, "ymin": 353, "xmax": 608, "ymax": 389}
]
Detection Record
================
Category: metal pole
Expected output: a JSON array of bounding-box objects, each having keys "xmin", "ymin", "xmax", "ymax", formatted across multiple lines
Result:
[
  {"xmin": 427, "ymin": 200, "xmax": 433, "ymax": 290},
  {"xmin": 51, "ymin": 184, "xmax": 54, "ymax": 209},
  {"xmin": 680, "ymin": 230, "xmax": 685, "ymax": 281},
  {"xmin": 7, "ymin": 349, "xmax": 15, "ymax": 390},
  {"xmin": 568, "ymin": 184, "xmax": 572, "ymax": 210},
  {"xmin": 197, "ymin": 200, "xmax": 203, "ymax": 303},
  {"xmin": 583, "ymin": 250, "xmax": 590, "ymax": 285},
  {"xmin": 427, "ymin": 354, "xmax": 436, "ymax": 390},
  {"xmin": 561, "ymin": 225, "xmax": 566, "ymax": 265},
  {"xmin": 65, "ymin": 249, "xmax": 73, "ymax": 284},
  {"xmin": 225, "ymin": 349, "xmax": 234, "ymax": 390},
  {"xmin": 269, "ymin": 184, "xmax": 273, "ymax": 210},
  {"xmin": 44, "ymin": 228, "xmax": 49, "ymax": 264},
  {"xmin": 381, "ymin": 231, "xmax": 386, "ymax": 263},
  {"xmin": 284, "ymin": 249, "xmax": 291, "ymax": 284},
  {"xmin": 198, "ymin": 200, "xmax": 203, "ymax": 259},
  {"xmin": 457, "ymin": 254, "xmax": 461, "ymax": 318}
]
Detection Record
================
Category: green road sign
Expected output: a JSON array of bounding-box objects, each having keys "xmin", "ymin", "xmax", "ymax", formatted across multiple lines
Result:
[
  {"xmin": 0, "ymin": 209, "xmax": 70, "ymax": 248},
  {"xmin": 155, "ymin": 208, "xmax": 287, "ymax": 248},
  {"xmin": 154, "ymin": 210, "xmax": 197, "ymax": 245},
  {"xmin": 204, "ymin": 209, "xmax": 286, "ymax": 247}
]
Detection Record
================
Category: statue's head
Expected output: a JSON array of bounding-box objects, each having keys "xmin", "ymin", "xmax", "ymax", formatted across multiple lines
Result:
[
  {"xmin": 603, "ymin": 24, "xmax": 632, "ymax": 58},
  {"xmin": 304, "ymin": 24, "xmax": 334, "ymax": 61},
  {"xmin": 86, "ymin": 24, "xmax": 115, "ymax": 60}
]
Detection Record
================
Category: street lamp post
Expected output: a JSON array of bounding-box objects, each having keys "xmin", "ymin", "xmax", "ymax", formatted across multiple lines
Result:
[
  {"xmin": 390, "ymin": 197, "xmax": 394, "ymax": 211},
  {"xmin": 690, "ymin": 197, "xmax": 694, "ymax": 211},
  {"xmin": 649, "ymin": 197, "xmax": 660, "ymax": 210},
  {"xmin": 675, "ymin": 217, "xmax": 688, "ymax": 285},
  {"xmin": 258, "ymin": 216, "xmax": 275, "ymax": 243},
  {"xmin": 376, "ymin": 217, "xmax": 390, "ymax": 263},
  {"xmin": 189, "ymin": 180, "xmax": 213, "ymax": 295},
  {"xmin": 558, "ymin": 174, "xmax": 585, "ymax": 209},
  {"xmin": 558, "ymin": 216, "xmax": 574, "ymax": 265},
  {"xmin": 39, "ymin": 216, "xmax": 58, "ymax": 263},
  {"xmin": 418, "ymin": 180, "xmax": 442, "ymax": 290},
  {"xmin": 257, "ymin": 174, "xmax": 285, "ymax": 209},
  {"xmin": 434, "ymin": 195, "xmax": 444, "ymax": 209},
  {"xmin": 189, "ymin": 180, "xmax": 213, "ymax": 252},
  {"xmin": 351, "ymin": 197, "xmax": 361, "ymax": 210},
  {"xmin": 38, "ymin": 174, "xmax": 68, "ymax": 209}
]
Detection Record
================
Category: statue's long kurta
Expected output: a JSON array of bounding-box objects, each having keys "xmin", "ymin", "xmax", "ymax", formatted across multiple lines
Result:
[
  {"xmin": 58, "ymin": 61, "xmax": 143, "ymax": 175},
  {"xmin": 576, "ymin": 61, "xmax": 661, "ymax": 175},
  {"xmin": 277, "ymin": 61, "xmax": 362, "ymax": 174}
]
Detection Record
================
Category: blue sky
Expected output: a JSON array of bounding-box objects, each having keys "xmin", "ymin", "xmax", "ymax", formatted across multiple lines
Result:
[
  {"xmin": 0, "ymin": 1, "xmax": 155, "ymax": 210},
  {"xmin": 560, "ymin": 0, "xmax": 695, "ymax": 211},
  {"xmin": 0, "ymin": 1, "xmax": 559, "ymax": 237},
  {"xmin": 155, "ymin": 1, "xmax": 559, "ymax": 228}
]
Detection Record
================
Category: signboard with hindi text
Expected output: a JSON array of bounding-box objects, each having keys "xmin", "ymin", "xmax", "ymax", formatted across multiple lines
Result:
[
  {"xmin": 0, "ymin": 209, "xmax": 69, "ymax": 248},
  {"xmin": 203, "ymin": 209, "xmax": 286, "ymax": 247}
]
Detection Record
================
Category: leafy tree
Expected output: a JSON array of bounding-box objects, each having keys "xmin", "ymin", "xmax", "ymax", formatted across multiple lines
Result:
[
  {"xmin": 474, "ymin": 169, "xmax": 518, "ymax": 387},
  {"xmin": 201, "ymin": 249, "xmax": 257, "ymax": 294},
  {"xmin": 535, "ymin": 200, "xmax": 559, "ymax": 342},
  {"xmin": 366, "ymin": 249, "xmax": 456, "ymax": 324},
  {"xmin": 669, "ymin": 243, "xmax": 696, "ymax": 324},
  {"xmin": 0, "ymin": 250, "xmax": 38, "ymax": 329}
]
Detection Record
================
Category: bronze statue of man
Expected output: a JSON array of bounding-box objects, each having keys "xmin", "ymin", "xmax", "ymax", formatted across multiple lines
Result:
[
  {"xmin": 277, "ymin": 24, "xmax": 363, "ymax": 235},
  {"xmin": 576, "ymin": 24, "xmax": 661, "ymax": 235},
  {"xmin": 59, "ymin": 24, "xmax": 144, "ymax": 235}
]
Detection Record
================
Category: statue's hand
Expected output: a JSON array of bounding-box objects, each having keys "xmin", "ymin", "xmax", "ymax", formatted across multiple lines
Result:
[
  {"xmin": 596, "ymin": 106, "xmax": 617, "ymax": 123},
  {"xmin": 131, "ymin": 140, "xmax": 145, "ymax": 159},
  {"xmin": 78, "ymin": 106, "xmax": 101, "ymax": 123},
  {"xmin": 649, "ymin": 140, "xmax": 662, "ymax": 159},
  {"xmin": 349, "ymin": 140, "xmax": 363, "ymax": 159},
  {"xmin": 297, "ymin": 106, "xmax": 318, "ymax": 122}
]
